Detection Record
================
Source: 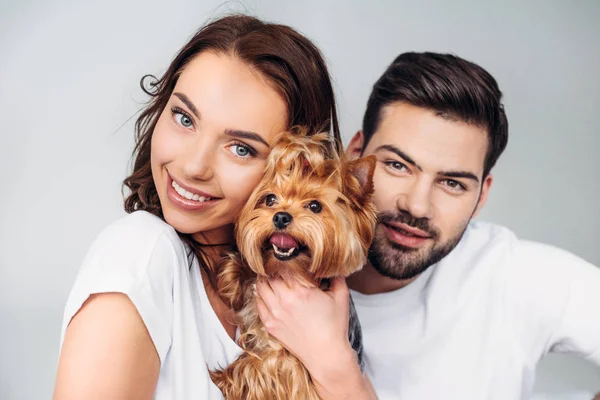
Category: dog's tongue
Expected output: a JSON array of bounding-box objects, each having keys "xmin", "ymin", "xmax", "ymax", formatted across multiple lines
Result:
[{"xmin": 269, "ymin": 233, "xmax": 298, "ymax": 249}]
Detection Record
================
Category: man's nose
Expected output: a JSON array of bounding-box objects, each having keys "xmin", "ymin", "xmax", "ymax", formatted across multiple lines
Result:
[{"xmin": 397, "ymin": 179, "xmax": 433, "ymax": 219}]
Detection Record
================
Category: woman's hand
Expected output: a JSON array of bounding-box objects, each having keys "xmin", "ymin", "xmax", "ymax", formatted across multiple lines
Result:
[{"xmin": 256, "ymin": 276, "xmax": 376, "ymax": 399}]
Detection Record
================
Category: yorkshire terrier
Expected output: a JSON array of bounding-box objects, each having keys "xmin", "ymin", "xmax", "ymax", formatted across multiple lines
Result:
[{"xmin": 210, "ymin": 127, "xmax": 377, "ymax": 399}]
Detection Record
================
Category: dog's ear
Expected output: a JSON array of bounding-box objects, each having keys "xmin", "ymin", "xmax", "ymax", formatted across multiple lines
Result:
[
  {"xmin": 343, "ymin": 155, "xmax": 376, "ymax": 202},
  {"xmin": 301, "ymin": 156, "xmax": 312, "ymax": 174}
]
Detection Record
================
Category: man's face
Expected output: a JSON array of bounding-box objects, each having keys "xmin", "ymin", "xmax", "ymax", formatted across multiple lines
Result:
[{"xmin": 349, "ymin": 102, "xmax": 493, "ymax": 280}]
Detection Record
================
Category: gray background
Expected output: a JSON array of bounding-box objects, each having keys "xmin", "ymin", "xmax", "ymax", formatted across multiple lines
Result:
[{"xmin": 0, "ymin": 0, "xmax": 598, "ymax": 398}]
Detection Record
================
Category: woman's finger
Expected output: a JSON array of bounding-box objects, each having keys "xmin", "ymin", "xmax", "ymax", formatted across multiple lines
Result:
[
  {"xmin": 267, "ymin": 276, "xmax": 291, "ymax": 299},
  {"xmin": 277, "ymin": 273, "xmax": 302, "ymax": 290},
  {"xmin": 256, "ymin": 277, "xmax": 277, "ymax": 308},
  {"xmin": 255, "ymin": 295, "xmax": 274, "ymax": 328},
  {"xmin": 330, "ymin": 276, "xmax": 350, "ymax": 308}
]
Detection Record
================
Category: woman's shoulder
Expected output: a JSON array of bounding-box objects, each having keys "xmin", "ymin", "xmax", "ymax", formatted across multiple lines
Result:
[
  {"xmin": 62, "ymin": 211, "xmax": 187, "ymax": 366},
  {"xmin": 90, "ymin": 210, "xmax": 184, "ymax": 259},
  {"xmin": 80, "ymin": 210, "xmax": 188, "ymax": 286},
  {"xmin": 96, "ymin": 210, "xmax": 180, "ymax": 248}
]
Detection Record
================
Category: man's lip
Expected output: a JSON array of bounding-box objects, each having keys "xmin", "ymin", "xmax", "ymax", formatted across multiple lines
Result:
[
  {"xmin": 167, "ymin": 171, "xmax": 219, "ymax": 199},
  {"xmin": 383, "ymin": 222, "xmax": 431, "ymax": 238},
  {"xmin": 383, "ymin": 224, "xmax": 430, "ymax": 248}
]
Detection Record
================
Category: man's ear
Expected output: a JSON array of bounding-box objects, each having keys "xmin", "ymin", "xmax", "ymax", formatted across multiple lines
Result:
[
  {"xmin": 473, "ymin": 174, "xmax": 493, "ymax": 218},
  {"xmin": 346, "ymin": 130, "xmax": 365, "ymax": 160}
]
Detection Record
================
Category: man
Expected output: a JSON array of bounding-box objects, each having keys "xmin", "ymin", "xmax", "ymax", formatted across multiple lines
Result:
[{"xmin": 342, "ymin": 52, "xmax": 600, "ymax": 399}]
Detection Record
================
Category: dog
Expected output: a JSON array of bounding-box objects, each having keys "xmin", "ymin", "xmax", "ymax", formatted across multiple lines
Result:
[{"xmin": 210, "ymin": 127, "xmax": 377, "ymax": 399}]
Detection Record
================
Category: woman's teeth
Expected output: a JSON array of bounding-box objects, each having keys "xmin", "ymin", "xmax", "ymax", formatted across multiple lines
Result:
[{"xmin": 171, "ymin": 180, "xmax": 212, "ymax": 202}]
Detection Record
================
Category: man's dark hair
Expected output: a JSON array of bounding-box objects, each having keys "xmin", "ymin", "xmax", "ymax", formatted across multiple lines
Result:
[{"xmin": 362, "ymin": 52, "xmax": 508, "ymax": 178}]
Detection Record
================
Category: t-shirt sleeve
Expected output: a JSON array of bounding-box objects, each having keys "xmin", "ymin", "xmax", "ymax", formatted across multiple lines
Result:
[
  {"xmin": 60, "ymin": 212, "xmax": 184, "ymax": 364},
  {"xmin": 504, "ymin": 240, "xmax": 600, "ymax": 365}
]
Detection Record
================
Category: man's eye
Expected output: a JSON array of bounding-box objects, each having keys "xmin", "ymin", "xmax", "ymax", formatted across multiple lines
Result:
[
  {"xmin": 442, "ymin": 179, "xmax": 466, "ymax": 192},
  {"xmin": 385, "ymin": 161, "xmax": 407, "ymax": 171}
]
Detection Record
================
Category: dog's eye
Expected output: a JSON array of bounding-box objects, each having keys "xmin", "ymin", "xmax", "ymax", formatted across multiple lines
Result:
[
  {"xmin": 265, "ymin": 194, "xmax": 277, "ymax": 207},
  {"xmin": 307, "ymin": 200, "xmax": 322, "ymax": 214}
]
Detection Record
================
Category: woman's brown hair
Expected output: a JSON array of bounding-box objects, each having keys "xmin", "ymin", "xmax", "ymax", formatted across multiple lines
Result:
[{"xmin": 122, "ymin": 14, "xmax": 341, "ymax": 284}]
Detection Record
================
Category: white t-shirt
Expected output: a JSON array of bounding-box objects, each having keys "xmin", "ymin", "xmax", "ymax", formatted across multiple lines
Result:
[
  {"xmin": 60, "ymin": 211, "xmax": 241, "ymax": 399},
  {"xmin": 352, "ymin": 221, "xmax": 600, "ymax": 400}
]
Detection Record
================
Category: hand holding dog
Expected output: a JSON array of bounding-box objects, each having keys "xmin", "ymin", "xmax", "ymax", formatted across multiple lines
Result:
[{"xmin": 256, "ymin": 276, "xmax": 377, "ymax": 399}]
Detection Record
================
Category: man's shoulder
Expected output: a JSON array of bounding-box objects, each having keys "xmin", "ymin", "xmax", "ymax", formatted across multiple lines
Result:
[
  {"xmin": 464, "ymin": 220, "xmax": 515, "ymax": 242},
  {"xmin": 450, "ymin": 220, "xmax": 517, "ymax": 262},
  {"xmin": 463, "ymin": 220, "xmax": 590, "ymax": 265}
]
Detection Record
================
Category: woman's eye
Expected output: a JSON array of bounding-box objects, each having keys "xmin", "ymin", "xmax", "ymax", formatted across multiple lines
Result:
[
  {"xmin": 179, "ymin": 115, "xmax": 192, "ymax": 127},
  {"xmin": 307, "ymin": 200, "xmax": 322, "ymax": 214},
  {"xmin": 265, "ymin": 194, "xmax": 277, "ymax": 207},
  {"xmin": 228, "ymin": 143, "xmax": 255, "ymax": 158},
  {"xmin": 172, "ymin": 109, "xmax": 193, "ymax": 128}
]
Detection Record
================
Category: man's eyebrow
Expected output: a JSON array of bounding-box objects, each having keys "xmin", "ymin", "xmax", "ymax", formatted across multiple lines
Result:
[
  {"xmin": 439, "ymin": 170, "xmax": 480, "ymax": 184},
  {"xmin": 375, "ymin": 144, "xmax": 481, "ymax": 183},
  {"xmin": 374, "ymin": 144, "xmax": 422, "ymax": 171}
]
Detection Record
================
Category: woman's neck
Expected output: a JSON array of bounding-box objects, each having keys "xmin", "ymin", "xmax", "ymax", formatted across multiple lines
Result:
[
  {"xmin": 192, "ymin": 231, "xmax": 238, "ymax": 340},
  {"xmin": 192, "ymin": 223, "xmax": 236, "ymax": 278},
  {"xmin": 192, "ymin": 223, "xmax": 235, "ymax": 246},
  {"xmin": 201, "ymin": 246, "xmax": 235, "ymax": 273}
]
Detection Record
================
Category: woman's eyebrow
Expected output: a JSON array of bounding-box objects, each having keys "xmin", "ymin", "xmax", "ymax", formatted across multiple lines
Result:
[
  {"xmin": 224, "ymin": 129, "xmax": 269, "ymax": 147},
  {"xmin": 173, "ymin": 92, "xmax": 200, "ymax": 119}
]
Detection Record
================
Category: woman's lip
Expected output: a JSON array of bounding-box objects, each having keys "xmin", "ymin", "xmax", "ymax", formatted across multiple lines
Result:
[
  {"xmin": 167, "ymin": 171, "xmax": 219, "ymax": 199},
  {"xmin": 166, "ymin": 177, "xmax": 220, "ymax": 212}
]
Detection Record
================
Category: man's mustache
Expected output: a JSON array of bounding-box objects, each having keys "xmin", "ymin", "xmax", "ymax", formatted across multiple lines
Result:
[{"xmin": 377, "ymin": 210, "xmax": 440, "ymax": 239}]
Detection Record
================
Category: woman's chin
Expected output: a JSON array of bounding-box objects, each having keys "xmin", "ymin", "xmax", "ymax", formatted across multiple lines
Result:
[{"xmin": 162, "ymin": 210, "xmax": 207, "ymax": 235}]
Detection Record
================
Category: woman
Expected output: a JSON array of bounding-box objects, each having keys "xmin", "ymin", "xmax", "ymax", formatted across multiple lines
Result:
[{"xmin": 53, "ymin": 14, "xmax": 374, "ymax": 399}]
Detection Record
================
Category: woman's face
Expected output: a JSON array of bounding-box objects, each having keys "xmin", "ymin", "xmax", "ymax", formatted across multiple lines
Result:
[{"xmin": 151, "ymin": 51, "xmax": 287, "ymax": 244}]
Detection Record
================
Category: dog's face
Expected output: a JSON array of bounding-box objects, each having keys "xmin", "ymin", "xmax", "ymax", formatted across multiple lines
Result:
[{"xmin": 235, "ymin": 129, "xmax": 377, "ymax": 284}]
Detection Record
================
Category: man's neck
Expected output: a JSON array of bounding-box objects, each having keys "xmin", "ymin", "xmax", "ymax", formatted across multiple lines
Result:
[{"xmin": 347, "ymin": 263, "xmax": 419, "ymax": 295}]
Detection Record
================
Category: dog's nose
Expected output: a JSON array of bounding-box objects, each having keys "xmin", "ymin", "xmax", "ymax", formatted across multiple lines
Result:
[{"xmin": 273, "ymin": 212, "xmax": 293, "ymax": 229}]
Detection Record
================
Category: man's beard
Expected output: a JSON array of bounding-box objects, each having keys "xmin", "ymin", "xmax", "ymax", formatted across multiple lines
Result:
[{"xmin": 367, "ymin": 210, "xmax": 468, "ymax": 281}]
